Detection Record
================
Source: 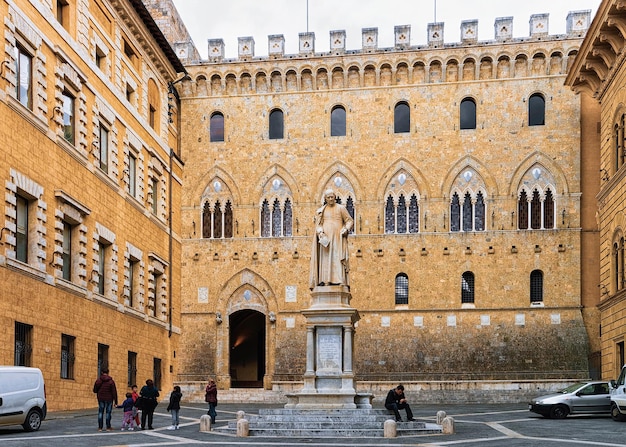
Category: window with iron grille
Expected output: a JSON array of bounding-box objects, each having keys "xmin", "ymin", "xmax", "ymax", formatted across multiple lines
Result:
[
  {"xmin": 461, "ymin": 272, "xmax": 475, "ymax": 303},
  {"xmin": 530, "ymin": 270, "xmax": 543, "ymax": 303},
  {"xmin": 395, "ymin": 273, "xmax": 409, "ymax": 305},
  {"xmin": 14, "ymin": 322, "xmax": 32, "ymax": 366},
  {"xmin": 61, "ymin": 334, "xmax": 75, "ymax": 379}
]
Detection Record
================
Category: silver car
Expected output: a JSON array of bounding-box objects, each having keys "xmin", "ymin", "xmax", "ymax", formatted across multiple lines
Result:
[{"xmin": 529, "ymin": 381, "xmax": 611, "ymax": 419}]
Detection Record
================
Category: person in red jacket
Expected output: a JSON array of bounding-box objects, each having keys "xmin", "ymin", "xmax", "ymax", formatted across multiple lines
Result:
[{"xmin": 93, "ymin": 367, "xmax": 118, "ymax": 431}]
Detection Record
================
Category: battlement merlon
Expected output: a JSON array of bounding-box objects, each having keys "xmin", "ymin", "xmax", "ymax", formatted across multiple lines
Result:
[{"xmin": 202, "ymin": 11, "xmax": 591, "ymax": 63}]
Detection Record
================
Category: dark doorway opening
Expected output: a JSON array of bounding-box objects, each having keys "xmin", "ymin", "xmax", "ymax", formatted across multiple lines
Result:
[{"xmin": 229, "ymin": 309, "xmax": 265, "ymax": 388}]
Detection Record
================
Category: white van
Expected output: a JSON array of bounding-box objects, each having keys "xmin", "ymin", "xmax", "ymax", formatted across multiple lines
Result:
[{"xmin": 0, "ymin": 366, "xmax": 46, "ymax": 431}]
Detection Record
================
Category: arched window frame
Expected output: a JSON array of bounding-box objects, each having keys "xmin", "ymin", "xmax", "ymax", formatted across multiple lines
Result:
[
  {"xmin": 460, "ymin": 97, "xmax": 476, "ymax": 130},
  {"xmin": 395, "ymin": 273, "xmax": 409, "ymax": 305},
  {"xmin": 461, "ymin": 271, "xmax": 475, "ymax": 304},
  {"xmin": 517, "ymin": 186, "xmax": 556, "ymax": 230},
  {"xmin": 530, "ymin": 270, "xmax": 544, "ymax": 304},
  {"xmin": 331, "ymin": 105, "xmax": 346, "ymax": 137},
  {"xmin": 201, "ymin": 199, "xmax": 233, "ymax": 239},
  {"xmin": 260, "ymin": 196, "xmax": 293, "ymax": 237},
  {"xmin": 450, "ymin": 189, "xmax": 486, "ymax": 232},
  {"xmin": 269, "ymin": 108, "xmax": 284, "ymax": 139},
  {"xmin": 210, "ymin": 111, "xmax": 225, "ymax": 142},
  {"xmin": 394, "ymin": 101, "xmax": 410, "ymax": 133},
  {"xmin": 384, "ymin": 192, "xmax": 420, "ymax": 234},
  {"xmin": 528, "ymin": 93, "xmax": 545, "ymax": 126}
]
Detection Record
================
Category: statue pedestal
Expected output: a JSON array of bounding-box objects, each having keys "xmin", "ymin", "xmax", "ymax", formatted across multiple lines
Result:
[{"xmin": 285, "ymin": 285, "xmax": 373, "ymax": 409}]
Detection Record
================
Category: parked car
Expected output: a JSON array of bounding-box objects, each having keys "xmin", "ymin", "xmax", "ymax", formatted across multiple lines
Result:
[
  {"xmin": 0, "ymin": 366, "xmax": 47, "ymax": 431},
  {"xmin": 529, "ymin": 381, "xmax": 611, "ymax": 419},
  {"xmin": 610, "ymin": 363, "xmax": 626, "ymax": 421}
]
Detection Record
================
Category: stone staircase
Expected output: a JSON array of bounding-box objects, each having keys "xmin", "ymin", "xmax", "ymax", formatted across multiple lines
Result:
[{"xmin": 214, "ymin": 408, "xmax": 443, "ymax": 437}]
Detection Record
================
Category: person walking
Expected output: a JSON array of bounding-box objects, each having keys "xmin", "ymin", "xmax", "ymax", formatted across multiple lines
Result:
[
  {"xmin": 139, "ymin": 379, "xmax": 160, "ymax": 430},
  {"xmin": 205, "ymin": 378, "xmax": 218, "ymax": 424},
  {"xmin": 93, "ymin": 367, "xmax": 118, "ymax": 431},
  {"xmin": 166, "ymin": 385, "xmax": 183, "ymax": 430},
  {"xmin": 116, "ymin": 392, "xmax": 136, "ymax": 431}
]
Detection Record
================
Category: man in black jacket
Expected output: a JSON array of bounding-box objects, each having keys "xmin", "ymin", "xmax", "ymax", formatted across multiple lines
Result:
[{"xmin": 384, "ymin": 384, "xmax": 415, "ymax": 422}]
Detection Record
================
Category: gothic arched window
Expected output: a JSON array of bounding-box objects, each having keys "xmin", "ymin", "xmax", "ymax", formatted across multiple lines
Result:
[
  {"xmin": 269, "ymin": 109, "xmax": 284, "ymax": 139},
  {"xmin": 331, "ymin": 105, "xmax": 346, "ymax": 136},
  {"xmin": 528, "ymin": 93, "xmax": 545, "ymax": 126},
  {"xmin": 394, "ymin": 101, "xmax": 410, "ymax": 133},
  {"xmin": 460, "ymin": 97, "xmax": 476, "ymax": 130}
]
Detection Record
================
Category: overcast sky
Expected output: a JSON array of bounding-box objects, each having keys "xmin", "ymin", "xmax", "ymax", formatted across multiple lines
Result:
[{"xmin": 171, "ymin": 0, "xmax": 600, "ymax": 60}]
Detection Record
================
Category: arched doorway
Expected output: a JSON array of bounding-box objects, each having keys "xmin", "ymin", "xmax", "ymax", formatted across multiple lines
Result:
[{"xmin": 229, "ymin": 309, "xmax": 266, "ymax": 388}]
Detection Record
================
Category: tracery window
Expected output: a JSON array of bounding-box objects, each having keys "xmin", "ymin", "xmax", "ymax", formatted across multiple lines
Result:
[
  {"xmin": 202, "ymin": 199, "xmax": 233, "ymax": 238},
  {"xmin": 450, "ymin": 191, "xmax": 485, "ymax": 232},
  {"xmin": 385, "ymin": 193, "xmax": 419, "ymax": 234},
  {"xmin": 260, "ymin": 198, "xmax": 293, "ymax": 237},
  {"xmin": 518, "ymin": 187, "xmax": 555, "ymax": 230},
  {"xmin": 614, "ymin": 114, "xmax": 626, "ymax": 173}
]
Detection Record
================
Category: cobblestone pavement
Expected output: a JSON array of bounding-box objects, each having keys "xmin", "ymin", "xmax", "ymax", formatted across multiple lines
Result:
[{"xmin": 1, "ymin": 403, "xmax": 626, "ymax": 446}]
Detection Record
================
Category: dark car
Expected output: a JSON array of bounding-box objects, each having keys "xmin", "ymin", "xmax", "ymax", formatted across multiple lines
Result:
[{"xmin": 529, "ymin": 381, "xmax": 611, "ymax": 419}]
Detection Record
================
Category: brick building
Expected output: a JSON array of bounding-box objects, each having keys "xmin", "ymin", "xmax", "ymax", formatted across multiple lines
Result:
[
  {"xmin": 167, "ymin": 6, "xmax": 602, "ymax": 401},
  {"xmin": 567, "ymin": 0, "xmax": 626, "ymax": 384},
  {"xmin": 0, "ymin": 0, "xmax": 185, "ymax": 410}
]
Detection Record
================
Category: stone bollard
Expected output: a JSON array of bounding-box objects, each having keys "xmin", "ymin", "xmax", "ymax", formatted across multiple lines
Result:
[
  {"xmin": 442, "ymin": 416, "xmax": 455, "ymax": 434},
  {"xmin": 383, "ymin": 419, "xmax": 397, "ymax": 438},
  {"xmin": 236, "ymin": 410, "xmax": 246, "ymax": 420},
  {"xmin": 436, "ymin": 410, "xmax": 447, "ymax": 425},
  {"xmin": 237, "ymin": 418, "xmax": 249, "ymax": 437},
  {"xmin": 199, "ymin": 414, "xmax": 212, "ymax": 432}
]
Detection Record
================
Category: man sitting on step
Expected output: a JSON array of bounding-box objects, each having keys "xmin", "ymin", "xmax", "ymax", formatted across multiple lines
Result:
[{"xmin": 385, "ymin": 384, "xmax": 416, "ymax": 422}]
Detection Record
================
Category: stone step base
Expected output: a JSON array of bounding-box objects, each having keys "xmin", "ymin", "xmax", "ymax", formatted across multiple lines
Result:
[{"xmin": 214, "ymin": 408, "xmax": 443, "ymax": 438}]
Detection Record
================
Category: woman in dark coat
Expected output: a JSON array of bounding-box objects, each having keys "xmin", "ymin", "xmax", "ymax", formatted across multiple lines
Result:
[
  {"xmin": 139, "ymin": 379, "xmax": 160, "ymax": 429},
  {"xmin": 205, "ymin": 378, "xmax": 218, "ymax": 424}
]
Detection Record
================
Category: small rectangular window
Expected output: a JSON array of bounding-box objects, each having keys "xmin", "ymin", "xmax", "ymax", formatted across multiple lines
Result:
[
  {"xmin": 62, "ymin": 221, "xmax": 72, "ymax": 281},
  {"xmin": 15, "ymin": 321, "xmax": 33, "ymax": 367},
  {"xmin": 97, "ymin": 343, "xmax": 109, "ymax": 376},
  {"xmin": 99, "ymin": 124, "xmax": 109, "ymax": 173},
  {"xmin": 128, "ymin": 153, "xmax": 136, "ymax": 196},
  {"xmin": 151, "ymin": 178, "xmax": 158, "ymax": 214},
  {"xmin": 129, "ymin": 258, "xmax": 138, "ymax": 307},
  {"xmin": 60, "ymin": 333, "xmax": 75, "ymax": 379},
  {"xmin": 15, "ymin": 45, "xmax": 33, "ymax": 110},
  {"xmin": 153, "ymin": 358, "xmax": 162, "ymax": 390},
  {"xmin": 128, "ymin": 351, "xmax": 137, "ymax": 387},
  {"xmin": 95, "ymin": 45, "xmax": 106, "ymax": 71},
  {"xmin": 16, "ymin": 195, "xmax": 29, "ymax": 263},
  {"xmin": 56, "ymin": 0, "xmax": 70, "ymax": 29},
  {"xmin": 97, "ymin": 242, "xmax": 109, "ymax": 295},
  {"xmin": 61, "ymin": 90, "xmax": 75, "ymax": 145},
  {"xmin": 149, "ymin": 105, "xmax": 156, "ymax": 129}
]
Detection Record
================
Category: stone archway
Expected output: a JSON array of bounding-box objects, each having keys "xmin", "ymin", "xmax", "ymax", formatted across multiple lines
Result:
[{"xmin": 229, "ymin": 309, "xmax": 266, "ymax": 388}]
